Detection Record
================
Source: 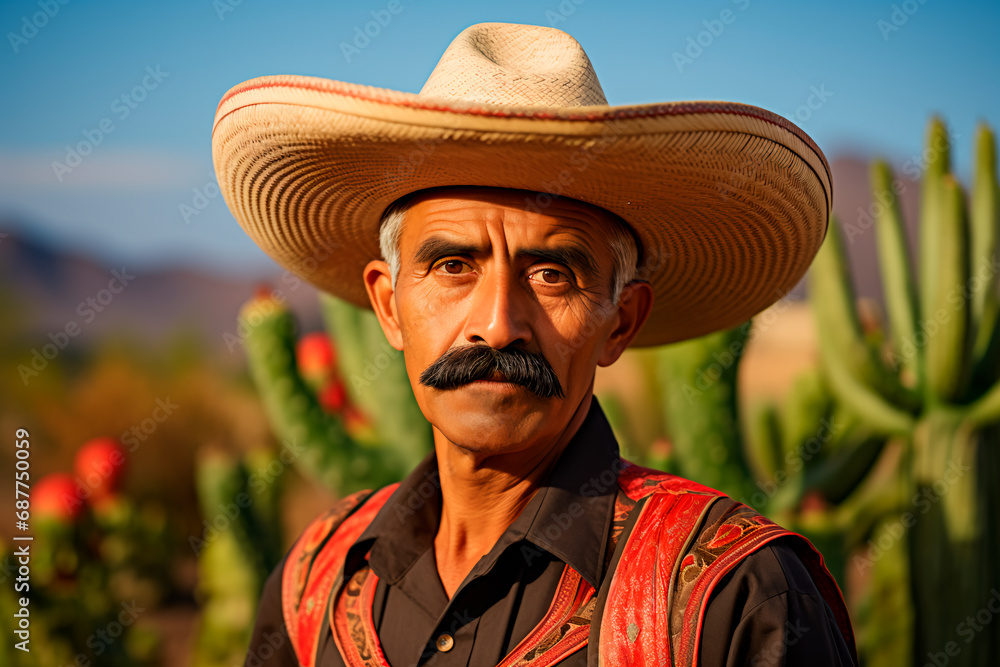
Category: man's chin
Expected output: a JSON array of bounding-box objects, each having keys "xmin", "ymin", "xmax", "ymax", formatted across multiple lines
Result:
[{"xmin": 424, "ymin": 385, "xmax": 555, "ymax": 452}]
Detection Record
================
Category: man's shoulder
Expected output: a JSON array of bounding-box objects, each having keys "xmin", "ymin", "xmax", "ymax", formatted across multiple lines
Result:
[
  {"xmin": 616, "ymin": 458, "xmax": 731, "ymax": 502},
  {"xmin": 616, "ymin": 460, "xmax": 805, "ymax": 587},
  {"xmin": 608, "ymin": 461, "xmax": 857, "ymax": 662}
]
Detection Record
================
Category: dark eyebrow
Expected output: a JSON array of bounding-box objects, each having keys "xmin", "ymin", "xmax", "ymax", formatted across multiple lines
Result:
[
  {"xmin": 412, "ymin": 236, "xmax": 600, "ymax": 280},
  {"xmin": 413, "ymin": 237, "xmax": 481, "ymax": 265}
]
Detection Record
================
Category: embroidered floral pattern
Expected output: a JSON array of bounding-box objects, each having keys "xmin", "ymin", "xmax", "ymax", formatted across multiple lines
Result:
[
  {"xmin": 669, "ymin": 499, "xmax": 788, "ymax": 665},
  {"xmin": 289, "ymin": 490, "xmax": 374, "ymax": 610}
]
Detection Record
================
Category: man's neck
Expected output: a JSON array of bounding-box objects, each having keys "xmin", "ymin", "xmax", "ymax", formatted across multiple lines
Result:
[{"xmin": 431, "ymin": 393, "xmax": 594, "ymax": 598}]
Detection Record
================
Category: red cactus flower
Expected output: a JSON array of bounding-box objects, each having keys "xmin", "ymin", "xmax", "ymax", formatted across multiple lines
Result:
[
  {"xmin": 74, "ymin": 437, "xmax": 127, "ymax": 502},
  {"xmin": 238, "ymin": 285, "xmax": 285, "ymax": 328},
  {"xmin": 318, "ymin": 380, "xmax": 348, "ymax": 413},
  {"xmin": 799, "ymin": 491, "xmax": 829, "ymax": 516},
  {"xmin": 343, "ymin": 405, "xmax": 377, "ymax": 442},
  {"xmin": 252, "ymin": 283, "xmax": 274, "ymax": 301},
  {"xmin": 33, "ymin": 473, "xmax": 84, "ymax": 522},
  {"xmin": 297, "ymin": 333, "xmax": 338, "ymax": 385}
]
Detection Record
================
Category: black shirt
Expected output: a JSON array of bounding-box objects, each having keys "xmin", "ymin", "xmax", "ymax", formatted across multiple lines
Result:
[{"xmin": 245, "ymin": 400, "xmax": 855, "ymax": 666}]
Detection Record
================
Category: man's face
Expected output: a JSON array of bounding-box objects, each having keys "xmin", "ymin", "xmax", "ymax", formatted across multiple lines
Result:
[{"xmin": 364, "ymin": 187, "xmax": 651, "ymax": 457}]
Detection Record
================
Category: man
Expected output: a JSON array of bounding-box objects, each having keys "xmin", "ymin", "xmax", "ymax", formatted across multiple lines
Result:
[{"xmin": 213, "ymin": 22, "xmax": 856, "ymax": 666}]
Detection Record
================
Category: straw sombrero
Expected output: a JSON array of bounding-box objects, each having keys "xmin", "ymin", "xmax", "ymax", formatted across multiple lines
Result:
[{"xmin": 212, "ymin": 22, "xmax": 831, "ymax": 347}]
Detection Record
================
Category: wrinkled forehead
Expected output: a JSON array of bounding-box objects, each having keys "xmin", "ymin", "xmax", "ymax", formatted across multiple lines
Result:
[{"xmin": 395, "ymin": 186, "xmax": 628, "ymax": 250}]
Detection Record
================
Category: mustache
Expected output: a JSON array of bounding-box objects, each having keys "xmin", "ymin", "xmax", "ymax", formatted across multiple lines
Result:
[{"xmin": 418, "ymin": 344, "xmax": 565, "ymax": 399}]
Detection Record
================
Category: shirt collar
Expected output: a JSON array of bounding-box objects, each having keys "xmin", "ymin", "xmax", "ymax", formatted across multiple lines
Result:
[{"xmin": 344, "ymin": 397, "xmax": 622, "ymax": 592}]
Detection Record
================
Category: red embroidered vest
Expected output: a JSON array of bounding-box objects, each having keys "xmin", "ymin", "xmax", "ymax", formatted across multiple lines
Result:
[{"xmin": 280, "ymin": 459, "xmax": 857, "ymax": 666}]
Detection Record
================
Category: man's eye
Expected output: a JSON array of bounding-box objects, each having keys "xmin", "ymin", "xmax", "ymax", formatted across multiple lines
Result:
[
  {"xmin": 435, "ymin": 259, "xmax": 472, "ymax": 275},
  {"xmin": 530, "ymin": 268, "xmax": 569, "ymax": 285}
]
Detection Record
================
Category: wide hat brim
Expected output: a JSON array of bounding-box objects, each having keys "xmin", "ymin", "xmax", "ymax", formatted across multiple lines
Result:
[{"xmin": 212, "ymin": 75, "xmax": 831, "ymax": 347}]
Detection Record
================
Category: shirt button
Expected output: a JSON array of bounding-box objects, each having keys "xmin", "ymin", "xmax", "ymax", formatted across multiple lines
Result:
[{"xmin": 436, "ymin": 634, "xmax": 454, "ymax": 652}]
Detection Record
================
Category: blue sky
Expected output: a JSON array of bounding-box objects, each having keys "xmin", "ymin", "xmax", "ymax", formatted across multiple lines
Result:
[{"xmin": 1, "ymin": 0, "xmax": 997, "ymax": 275}]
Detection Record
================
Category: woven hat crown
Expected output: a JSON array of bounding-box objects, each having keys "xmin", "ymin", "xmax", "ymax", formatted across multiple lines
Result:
[{"xmin": 419, "ymin": 23, "xmax": 608, "ymax": 107}]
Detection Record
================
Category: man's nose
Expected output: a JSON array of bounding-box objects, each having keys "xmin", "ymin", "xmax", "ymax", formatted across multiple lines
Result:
[{"xmin": 461, "ymin": 266, "xmax": 533, "ymax": 350}]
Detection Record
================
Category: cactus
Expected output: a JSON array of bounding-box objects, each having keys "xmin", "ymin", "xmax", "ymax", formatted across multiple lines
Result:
[
  {"xmin": 3, "ymin": 465, "xmax": 164, "ymax": 667},
  {"xmin": 317, "ymin": 293, "xmax": 432, "ymax": 470},
  {"xmin": 807, "ymin": 119, "xmax": 1000, "ymax": 666},
  {"xmin": 238, "ymin": 289, "xmax": 433, "ymax": 494},
  {"xmin": 629, "ymin": 118, "xmax": 1000, "ymax": 666},
  {"xmin": 195, "ymin": 280, "xmax": 436, "ymax": 663},
  {"xmin": 650, "ymin": 334, "xmax": 884, "ymax": 590},
  {"xmin": 649, "ymin": 324, "xmax": 884, "ymax": 505},
  {"xmin": 653, "ymin": 325, "xmax": 757, "ymax": 501},
  {"xmin": 192, "ymin": 448, "xmax": 284, "ymax": 667}
]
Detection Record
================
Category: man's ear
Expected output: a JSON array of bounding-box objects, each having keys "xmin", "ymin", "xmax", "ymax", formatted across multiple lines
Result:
[
  {"xmin": 363, "ymin": 260, "xmax": 403, "ymax": 351},
  {"xmin": 597, "ymin": 281, "xmax": 653, "ymax": 367}
]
